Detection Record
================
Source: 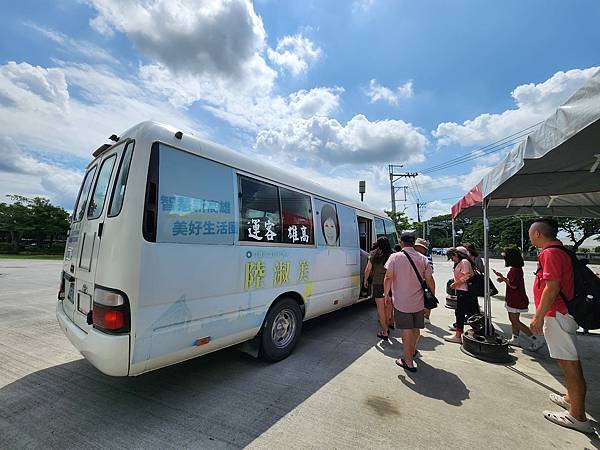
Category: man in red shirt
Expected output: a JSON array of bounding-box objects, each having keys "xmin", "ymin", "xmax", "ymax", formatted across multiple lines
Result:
[{"xmin": 529, "ymin": 218, "xmax": 592, "ymax": 433}]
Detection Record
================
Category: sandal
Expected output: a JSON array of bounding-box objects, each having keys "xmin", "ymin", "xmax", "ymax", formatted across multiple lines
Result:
[
  {"xmin": 395, "ymin": 358, "xmax": 417, "ymax": 372},
  {"xmin": 543, "ymin": 410, "xmax": 594, "ymax": 433},
  {"xmin": 549, "ymin": 393, "xmax": 570, "ymax": 410},
  {"xmin": 377, "ymin": 332, "xmax": 389, "ymax": 341}
]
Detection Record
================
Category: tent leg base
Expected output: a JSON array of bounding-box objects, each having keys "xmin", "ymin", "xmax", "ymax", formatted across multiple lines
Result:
[{"xmin": 460, "ymin": 330, "xmax": 514, "ymax": 364}]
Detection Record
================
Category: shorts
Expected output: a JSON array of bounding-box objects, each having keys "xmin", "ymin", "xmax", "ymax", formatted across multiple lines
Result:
[
  {"xmin": 394, "ymin": 308, "xmax": 425, "ymax": 329},
  {"xmin": 372, "ymin": 284, "xmax": 385, "ymax": 298},
  {"xmin": 543, "ymin": 312, "xmax": 579, "ymax": 361},
  {"xmin": 505, "ymin": 304, "xmax": 528, "ymax": 314}
]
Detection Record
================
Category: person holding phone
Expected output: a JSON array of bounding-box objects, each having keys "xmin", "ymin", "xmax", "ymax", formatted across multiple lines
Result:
[{"xmin": 494, "ymin": 248, "xmax": 544, "ymax": 351}]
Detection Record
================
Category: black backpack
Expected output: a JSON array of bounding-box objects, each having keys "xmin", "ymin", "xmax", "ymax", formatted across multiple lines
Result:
[{"xmin": 543, "ymin": 245, "xmax": 600, "ymax": 330}]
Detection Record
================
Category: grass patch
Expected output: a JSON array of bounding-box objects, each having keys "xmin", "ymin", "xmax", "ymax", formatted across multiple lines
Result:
[{"xmin": 0, "ymin": 254, "xmax": 64, "ymax": 260}]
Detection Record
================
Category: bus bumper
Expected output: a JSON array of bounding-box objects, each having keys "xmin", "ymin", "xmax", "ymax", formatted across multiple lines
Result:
[{"xmin": 56, "ymin": 301, "xmax": 130, "ymax": 376}]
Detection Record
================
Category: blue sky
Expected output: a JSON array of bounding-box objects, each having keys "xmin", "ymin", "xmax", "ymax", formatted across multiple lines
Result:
[{"xmin": 1, "ymin": 0, "xmax": 599, "ymax": 220}]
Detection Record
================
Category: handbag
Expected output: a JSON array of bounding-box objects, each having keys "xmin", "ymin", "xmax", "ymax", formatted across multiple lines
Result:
[
  {"xmin": 467, "ymin": 267, "xmax": 499, "ymax": 297},
  {"xmin": 401, "ymin": 250, "xmax": 439, "ymax": 310}
]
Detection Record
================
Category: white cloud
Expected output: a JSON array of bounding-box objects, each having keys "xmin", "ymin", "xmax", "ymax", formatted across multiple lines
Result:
[
  {"xmin": 267, "ymin": 34, "xmax": 322, "ymax": 76},
  {"xmin": 276, "ymin": 163, "xmax": 393, "ymax": 211},
  {"xmin": 288, "ymin": 86, "xmax": 343, "ymax": 118},
  {"xmin": 86, "ymin": 0, "xmax": 271, "ymax": 82},
  {"xmin": 433, "ymin": 66, "xmax": 599, "ymax": 147},
  {"xmin": 0, "ymin": 61, "xmax": 200, "ymax": 157},
  {"xmin": 0, "ymin": 137, "xmax": 82, "ymax": 208},
  {"xmin": 459, "ymin": 164, "xmax": 493, "ymax": 190},
  {"xmin": 421, "ymin": 200, "xmax": 453, "ymax": 221},
  {"xmin": 366, "ymin": 79, "xmax": 413, "ymax": 105},
  {"xmin": 255, "ymin": 114, "xmax": 429, "ymax": 166},
  {"xmin": 24, "ymin": 22, "xmax": 114, "ymax": 62},
  {"xmin": 352, "ymin": 0, "xmax": 375, "ymax": 14},
  {"xmin": 141, "ymin": 64, "xmax": 344, "ymax": 131},
  {"xmin": 0, "ymin": 61, "xmax": 69, "ymax": 110}
]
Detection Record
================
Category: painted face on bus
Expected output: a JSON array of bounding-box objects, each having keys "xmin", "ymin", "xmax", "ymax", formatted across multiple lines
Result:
[
  {"xmin": 323, "ymin": 217, "xmax": 338, "ymax": 246},
  {"xmin": 320, "ymin": 203, "xmax": 339, "ymax": 246}
]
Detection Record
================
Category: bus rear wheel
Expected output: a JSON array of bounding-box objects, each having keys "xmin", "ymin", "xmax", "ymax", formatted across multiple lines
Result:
[{"xmin": 260, "ymin": 298, "xmax": 303, "ymax": 362}]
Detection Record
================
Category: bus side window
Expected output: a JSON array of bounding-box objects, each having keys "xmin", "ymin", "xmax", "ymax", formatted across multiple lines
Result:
[
  {"xmin": 280, "ymin": 187, "xmax": 313, "ymax": 245},
  {"xmin": 337, "ymin": 204, "xmax": 358, "ymax": 248},
  {"xmin": 383, "ymin": 218, "xmax": 399, "ymax": 247},
  {"xmin": 238, "ymin": 176, "xmax": 281, "ymax": 243},
  {"xmin": 374, "ymin": 218, "xmax": 386, "ymax": 239}
]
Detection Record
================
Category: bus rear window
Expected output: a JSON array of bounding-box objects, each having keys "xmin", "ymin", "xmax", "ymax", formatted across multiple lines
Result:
[
  {"xmin": 88, "ymin": 154, "xmax": 116, "ymax": 219},
  {"xmin": 73, "ymin": 165, "xmax": 97, "ymax": 222}
]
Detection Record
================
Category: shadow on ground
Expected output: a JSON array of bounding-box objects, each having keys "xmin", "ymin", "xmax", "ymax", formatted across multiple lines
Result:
[
  {"xmin": 0, "ymin": 301, "xmax": 381, "ymax": 449},
  {"xmin": 398, "ymin": 359, "xmax": 470, "ymax": 406}
]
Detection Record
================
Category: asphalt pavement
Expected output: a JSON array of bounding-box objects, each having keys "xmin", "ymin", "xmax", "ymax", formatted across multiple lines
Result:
[{"xmin": 0, "ymin": 257, "xmax": 599, "ymax": 449}]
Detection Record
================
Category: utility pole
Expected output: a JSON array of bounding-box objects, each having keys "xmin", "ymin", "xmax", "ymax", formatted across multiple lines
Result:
[
  {"xmin": 415, "ymin": 201, "xmax": 427, "ymax": 223},
  {"xmin": 388, "ymin": 164, "xmax": 418, "ymax": 213}
]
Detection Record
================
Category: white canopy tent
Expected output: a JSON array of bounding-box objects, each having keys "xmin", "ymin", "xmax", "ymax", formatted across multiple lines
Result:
[{"xmin": 451, "ymin": 68, "xmax": 600, "ymax": 336}]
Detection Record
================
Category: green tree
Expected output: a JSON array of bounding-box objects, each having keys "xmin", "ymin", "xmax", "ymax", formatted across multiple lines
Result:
[
  {"xmin": 557, "ymin": 218, "xmax": 600, "ymax": 252},
  {"xmin": 0, "ymin": 196, "xmax": 35, "ymax": 252},
  {"xmin": 0, "ymin": 195, "xmax": 70, "ymax": 253},
  {"xmin": 28, "ymin": 197, "xmax": 70, "ymax": 247},
  {"xmin": 425, "ymin": 214, "xmax": 453, "ymax": 246},
  {"xmin": 385, "ymin": 210, "xmax": 411, "ymax": 234}
]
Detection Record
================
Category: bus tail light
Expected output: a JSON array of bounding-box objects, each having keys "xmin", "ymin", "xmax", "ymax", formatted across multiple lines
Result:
[{"xmin": 92, "ymin": 286, "xmax": 130, "ymax": 334}]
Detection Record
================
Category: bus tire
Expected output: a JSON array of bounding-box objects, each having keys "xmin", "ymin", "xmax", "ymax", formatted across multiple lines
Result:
[{"xmin": 260, "ymin": 298, "xmax": 303, "ymax": 362}]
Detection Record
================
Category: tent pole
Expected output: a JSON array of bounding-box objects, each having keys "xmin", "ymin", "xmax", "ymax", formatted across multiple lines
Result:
[
  {"xmin": 520, "ymin": 218, "xmax": 524, "ymax": 251},
  {"xmin": 451, "ymin": 218, "xmax": 456, "ymax": 248},
  {"xmin": 483, "ymin": 198, "xmax": 491, "ymax": 336}
]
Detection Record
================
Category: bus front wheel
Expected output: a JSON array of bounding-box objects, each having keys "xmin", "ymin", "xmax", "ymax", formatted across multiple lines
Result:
[{"xmin": 260, "ymin": 298, "xmax": 303, "ymax": 362}]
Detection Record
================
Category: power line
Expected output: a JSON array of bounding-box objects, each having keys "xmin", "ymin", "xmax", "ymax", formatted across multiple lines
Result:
[
  {"xmin": 421, "ymin": 139, "xmax": 521, "ymax": 174},
  {"xmin": 420, "ymin": 121, "xmax": 542, "ymax": 174},
  {"xmin": 426, "ymin": 122, "xmax": 541, "ymax": 170},
  {"xmin": 413, "ymin": 177, "xmax": 423, "ymax": 199}
]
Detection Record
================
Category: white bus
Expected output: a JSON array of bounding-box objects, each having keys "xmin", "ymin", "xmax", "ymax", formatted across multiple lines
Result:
[{"xmin": 56, "ymin": 121, "xmax": 399, "ymax": 376}]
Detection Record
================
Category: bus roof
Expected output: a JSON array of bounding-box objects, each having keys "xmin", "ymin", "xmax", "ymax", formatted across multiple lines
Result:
[{"xmin": 120, "ymin": 121, "xmax": 389, "ymax": 218}]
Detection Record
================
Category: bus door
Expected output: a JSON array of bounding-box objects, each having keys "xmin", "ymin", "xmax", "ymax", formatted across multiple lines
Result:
[
  {"xmin": 357, "ymin": 216, "xmax": 372, "ymax": 298},
  {"xmin": 68, "ymin": 144, "xmax": 124, "ymax": 330}
]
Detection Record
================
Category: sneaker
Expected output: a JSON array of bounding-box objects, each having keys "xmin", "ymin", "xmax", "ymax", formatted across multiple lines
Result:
[
  {"xmin": 443, "ymin": 335, "xmax": 462, "ymax": 343},
  {"xmin": 508, "ymin": 336, "xmax": 521, "ymax": 347},
  {"xmin": 448, "ymin": 324, "xmax": 457, "ymax": 331}
]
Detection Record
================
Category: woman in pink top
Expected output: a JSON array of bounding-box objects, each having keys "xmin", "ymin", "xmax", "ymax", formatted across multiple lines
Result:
[{"xmin": 444, "ymin": 246, "xmax": 477, "ymax": 343}]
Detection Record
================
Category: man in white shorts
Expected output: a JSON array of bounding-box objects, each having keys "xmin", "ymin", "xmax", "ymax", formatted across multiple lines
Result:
[{"xmin": 529, "ymin": 218, "xmax": 592, "ymax": 433}]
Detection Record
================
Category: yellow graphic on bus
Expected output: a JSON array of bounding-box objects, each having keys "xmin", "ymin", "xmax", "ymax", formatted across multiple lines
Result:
[
  {"xmin": 273, "ymin": 261, "xmax": 291, "ymax": 287},
  {"xmin": 244, "ymin": 261, "xmax": 266, "ymax": 290}
]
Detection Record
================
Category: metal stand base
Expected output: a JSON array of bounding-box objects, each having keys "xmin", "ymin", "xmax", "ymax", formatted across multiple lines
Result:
[{"xmin": 460, "ymin": 330, "xmax": 514, "ymax": 364}]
